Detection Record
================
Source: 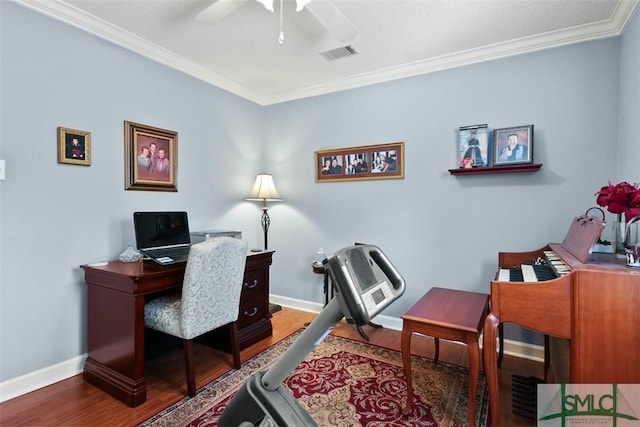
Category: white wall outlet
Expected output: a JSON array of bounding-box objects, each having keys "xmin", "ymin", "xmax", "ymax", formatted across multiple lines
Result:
[{"xmin": 0, "ymin": 160, "xmax": 5, "ymax": 180}]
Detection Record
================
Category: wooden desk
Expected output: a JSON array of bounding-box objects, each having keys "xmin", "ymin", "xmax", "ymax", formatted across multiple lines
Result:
[
  {"xmin": 401, "ymin": 287, "xmax": 491, "ymax": 427},
  {"xmin": 81, "ymin": 251, "xmax": 274, "ymax": 407}
]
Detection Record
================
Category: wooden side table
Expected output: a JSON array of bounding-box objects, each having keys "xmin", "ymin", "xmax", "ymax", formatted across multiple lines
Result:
[{"xmin": 402, "ymin": 287, "xmax": 496, "ymax": 426}]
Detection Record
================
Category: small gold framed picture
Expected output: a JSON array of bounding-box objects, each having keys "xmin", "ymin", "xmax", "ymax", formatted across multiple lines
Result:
[{"xmin": 58, "ymin": 127, "xmax": 91, "ymax": 166}]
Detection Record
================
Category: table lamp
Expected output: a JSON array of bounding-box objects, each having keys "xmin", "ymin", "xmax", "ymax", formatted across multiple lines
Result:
[{"xmin": 246, "ymin": 173, "xmax": 282, "ymax": 250}]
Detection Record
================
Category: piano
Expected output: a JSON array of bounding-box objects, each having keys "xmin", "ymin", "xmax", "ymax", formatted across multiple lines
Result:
[{"xmin": 483, "ymin": 212, "xmax": 640, "ymax": 426}]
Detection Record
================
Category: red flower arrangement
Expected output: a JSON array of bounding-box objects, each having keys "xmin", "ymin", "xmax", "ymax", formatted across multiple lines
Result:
[{"xmin": 595, "ymin": 181, "xmax": 640, "ymax": 222}]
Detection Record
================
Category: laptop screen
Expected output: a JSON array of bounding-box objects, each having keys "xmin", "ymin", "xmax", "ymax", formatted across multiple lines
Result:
[{"xmin": 133, "ymin": 211, "xmax": 191, "ymax": 250}]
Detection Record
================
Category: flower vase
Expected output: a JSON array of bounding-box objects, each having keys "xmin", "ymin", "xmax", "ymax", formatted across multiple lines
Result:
[
  {"xmin": 624, "ymin": 216, "xmax": 640, "ymax": 268},
  {"xmin": 614, "ymin": 214, "xmax": 626, "ymax": 255}
]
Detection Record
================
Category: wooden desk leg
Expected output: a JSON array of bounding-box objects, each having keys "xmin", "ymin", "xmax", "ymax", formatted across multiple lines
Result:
[
  {"xmin": 483, "ymin": 313, "xmax": 501, "ymax": 427},
  {"xmin": 83, "ymin": 284, "xmax": 147, "ymax": 407},
  {"xmin": 466, "ymin": 333, "xmax": 480, "ymax": 427},
  {"xmin": 401, "ymin": 322, "xmax": 413, "ymax": 416}
]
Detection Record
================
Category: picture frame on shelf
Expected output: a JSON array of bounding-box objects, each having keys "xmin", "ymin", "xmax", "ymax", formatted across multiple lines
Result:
[
  {"xmin": 493, "ymin": 125, "xmax": 534, "ymax": 166},
  {"xmin": 58, "ymin": 126, "xmax": 91, "ymax": 166},
  {"xmin": 124, "ymin": 120, "xmax": 178, "ymax": 192},
  {"xmin": 315, "ymin": 142, "xmax": 404, "ymax": 182},
  {"xmin": 458, "ymin": 124, "xmax": 489, "ymax": 168}
]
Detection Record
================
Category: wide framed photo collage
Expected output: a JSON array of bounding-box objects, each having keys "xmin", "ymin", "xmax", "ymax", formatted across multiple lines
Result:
[{"xmin": 315, "ymin": 142, "xmax": 404, "ymax": 182}]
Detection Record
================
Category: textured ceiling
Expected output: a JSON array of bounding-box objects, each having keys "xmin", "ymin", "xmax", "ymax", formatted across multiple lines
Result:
[{"xmin": 15, "ymin": 0, "xmax": 640, "ymax": 105}]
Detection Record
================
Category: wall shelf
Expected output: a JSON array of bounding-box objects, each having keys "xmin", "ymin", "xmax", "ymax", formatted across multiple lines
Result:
[{"xmin": 448, "ymin": 163, "xmax": 542, "ymax": 175}]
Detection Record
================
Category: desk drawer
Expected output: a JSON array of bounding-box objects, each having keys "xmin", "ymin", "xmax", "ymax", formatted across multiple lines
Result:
[{"xmin": 238, "ymin": 269, "xmax": 266, "ymax": 328}]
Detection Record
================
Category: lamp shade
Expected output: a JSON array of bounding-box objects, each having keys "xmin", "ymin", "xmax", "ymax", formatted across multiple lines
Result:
[{"xmin": 246, "ymin": 174, "xmax": 282, "ymax": 201}]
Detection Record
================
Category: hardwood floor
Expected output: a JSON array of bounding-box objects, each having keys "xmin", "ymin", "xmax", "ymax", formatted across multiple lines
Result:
[{"xmin": 0, "ymin": 307, "xmax": 542, "ymax": 426}]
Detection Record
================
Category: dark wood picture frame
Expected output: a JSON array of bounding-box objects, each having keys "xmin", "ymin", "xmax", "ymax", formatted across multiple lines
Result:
[
  {"xmin": 493, "ymin": 125, "xmax": 534, "ymax": 166},
  {"xmin": 58, "ymin": 126, "xmax": 91, "ymax": 166},
  {"xmin": 315, "ymin": 142, "xmax": 404, "ymax": 182},
  {"xmin": 124, "ymin": 121, "xmax": 178, "ymax": 192}
]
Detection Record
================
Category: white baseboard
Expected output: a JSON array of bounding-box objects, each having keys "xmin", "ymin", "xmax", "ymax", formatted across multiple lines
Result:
[
  {"xmin": 0, "ymin": 355, "xmax": 86, "ymax": 403},
  {"xmin": 2, "ymin": 295, "xmax": 543, "ymax": 403}
]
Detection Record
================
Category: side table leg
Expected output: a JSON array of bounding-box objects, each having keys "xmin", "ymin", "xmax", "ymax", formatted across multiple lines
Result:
[
  {"xmin": 466, "ymin": 333, "xmax": 480, "ymax": 427},
  {"xmin": 483, "ymin": 313, "xmax": 501, "ymax": 427},
  {"xmin": 401, "ymin": 323, "xmax": 413, "ymax": 416},
  {"xmin": 433, "ymin": 337, "xmax": 440, "ymax": 363}
]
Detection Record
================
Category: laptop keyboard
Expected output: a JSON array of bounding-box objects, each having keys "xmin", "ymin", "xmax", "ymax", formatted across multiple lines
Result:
[{"xmin": 146, "ymin": 246, "xmax": 190, "ymax": 259}]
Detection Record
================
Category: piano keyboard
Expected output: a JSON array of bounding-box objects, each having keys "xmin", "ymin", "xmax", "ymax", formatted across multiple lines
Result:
[
  {"xmin": 543, "ymin": 250, "xmax": 571, "ymax": 276},
  {"xmin": 497, "ymin": 250, "xmax": 571, "ymax": 282}
]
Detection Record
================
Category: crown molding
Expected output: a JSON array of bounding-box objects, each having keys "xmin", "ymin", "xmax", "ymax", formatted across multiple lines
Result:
[
  {"xmin": 11, "ymin": 0, "xmax": 639, "ymax": 106},
  {"xmin": 265, "ymin": 0, "xmax": 639, "ymax": 105}
]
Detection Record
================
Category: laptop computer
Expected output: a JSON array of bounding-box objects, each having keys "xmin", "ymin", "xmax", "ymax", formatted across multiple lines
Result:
[{"xmin": 133, "ymin": 211, "xmax": 191, "ymax": 265}]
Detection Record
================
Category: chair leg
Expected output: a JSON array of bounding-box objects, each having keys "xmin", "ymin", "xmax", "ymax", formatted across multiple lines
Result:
[
  {"xmin": 183, "ymin": 338, "xmax": 196, "ymax": 397},
  {"xmin": 230, "ymin": 321, "xmax": 241, "ymax": 369}
]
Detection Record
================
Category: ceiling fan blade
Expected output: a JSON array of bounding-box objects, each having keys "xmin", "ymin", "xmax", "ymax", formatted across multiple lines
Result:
[
  {"xmin": 194, "ymin": 0, "xmax": 251, "ymax": 23},
  {"xmin": 305, "ymin": 0, "xmax": 358, "ymax": 42}
]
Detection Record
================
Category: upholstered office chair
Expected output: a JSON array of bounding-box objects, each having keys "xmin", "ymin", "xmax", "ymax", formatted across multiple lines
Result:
[{"xmin": 144, "ymin": 236, "xmax": 248, "ymax": 397}]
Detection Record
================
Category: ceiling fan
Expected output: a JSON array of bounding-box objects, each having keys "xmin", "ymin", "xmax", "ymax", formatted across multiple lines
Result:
[{"xmin": 194, "ymin": 0, "xmax": 358, "ymax": 44}]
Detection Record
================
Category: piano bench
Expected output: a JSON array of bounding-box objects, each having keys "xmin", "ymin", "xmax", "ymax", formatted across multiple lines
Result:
[{"xmin": 401, "ymin": 287, "xmax": 498, "ymax": 427}]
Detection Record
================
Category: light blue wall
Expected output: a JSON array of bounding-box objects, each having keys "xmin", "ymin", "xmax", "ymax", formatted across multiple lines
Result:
[
  {"xmin": 619, "ymin": 5, "xmax": 640, "ymax": 181},
  {"xmin": 0, "ymin": 2, "xmax": 265, "ymax": 381},
  {"xmin": 1, "ymin": 0, "xmax": 638, "ymax": 383},
  {"xmin": 265, "ymin": 38, "xmax": 623, "ymax": 345}
]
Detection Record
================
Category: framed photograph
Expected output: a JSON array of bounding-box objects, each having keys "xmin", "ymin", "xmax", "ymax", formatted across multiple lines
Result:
[
  {"xmin": 458, "ymin": 124, "xmax": 489, "ymax": 168},
  {"xmin": 124, "ymin": 121, "xmax": 178, "ymax": 192},
  {"xmin": 316, "ymin": 142, "xmax": 404, "ymax": 182},
  {"xmin": 58, "ymin": 127, "xmax": 91, "ymax": 166},
  {"xmin": 493, "ymin": 125, "xmax": 534, "ymax": 166}
]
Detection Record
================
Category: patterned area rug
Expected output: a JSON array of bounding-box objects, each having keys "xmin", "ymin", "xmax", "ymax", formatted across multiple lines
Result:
[{"xmin": 140, "ymin": 331, "xmax": 488, "ymax": 427}]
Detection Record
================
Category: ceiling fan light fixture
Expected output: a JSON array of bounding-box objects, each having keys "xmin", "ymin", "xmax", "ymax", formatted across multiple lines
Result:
[
  {"xmin": 296, "ymin": 0, "xmax": 312, "ymax": 12},
  {"xmin": 256, "ymin": 0, "xmax": 309, "ymax": 13},
  {"xmin": 256, "ymin": 0, "xmax": 274, "ymax": 12}
]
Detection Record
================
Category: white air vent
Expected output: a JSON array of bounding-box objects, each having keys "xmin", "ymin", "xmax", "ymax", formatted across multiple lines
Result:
[{"xmin": 320, "ymin": 45, "xmax": 358, "ymax": 61}]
